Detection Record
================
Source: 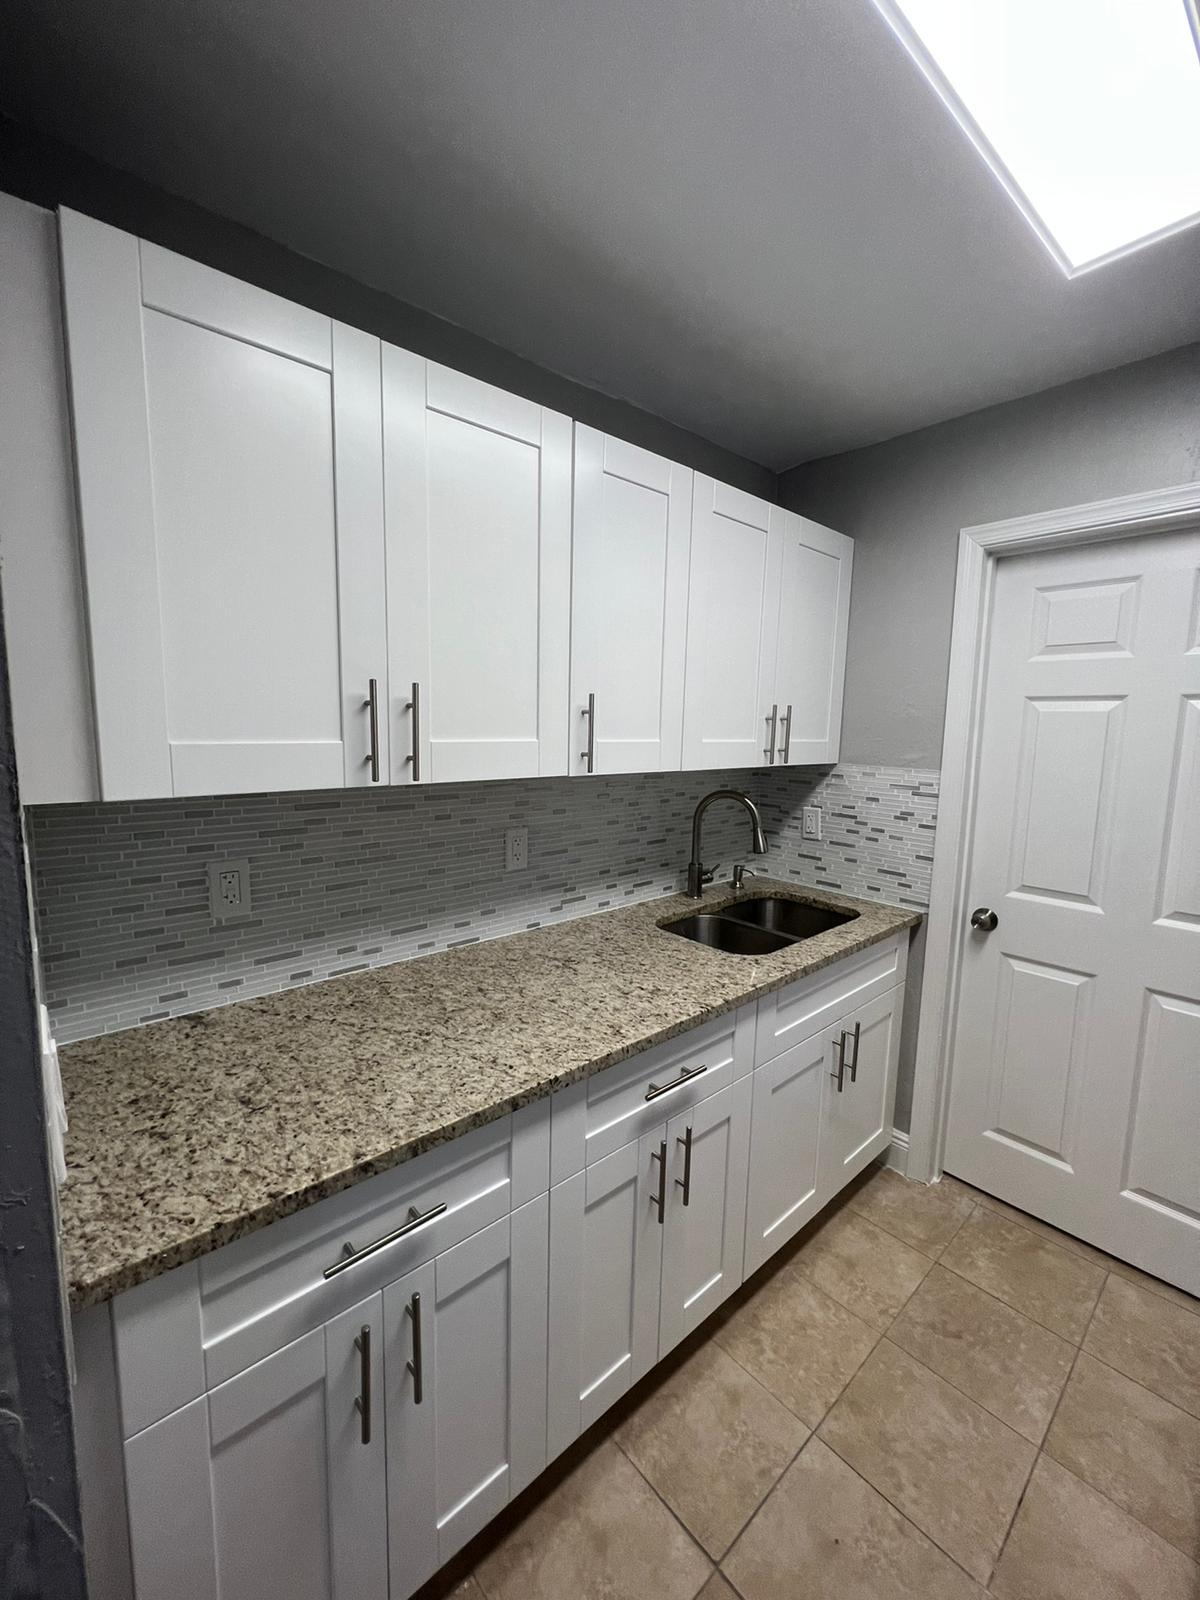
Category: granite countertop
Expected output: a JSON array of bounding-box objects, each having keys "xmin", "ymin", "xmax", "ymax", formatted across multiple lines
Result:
[{"xmin": 58, "ymin": 880, "xmax": 919, "ymax": 1310}]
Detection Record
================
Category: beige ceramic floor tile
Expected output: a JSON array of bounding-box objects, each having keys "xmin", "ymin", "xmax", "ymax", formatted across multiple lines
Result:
[
  {"xmin": 696, "ymin": 1575, "xmax": 739, "ymax": 1600},
  {"xmin": 723, "ymin": 1437, "xmax": 984, "ymax": 1600},
  {"xmin": 791, "ymin": 1205, "xmax": 932, "ymax": 1330},
  {"xmin": 817, "ymin": 1340, "xmax": 1035, "ymax": 1583},
  {"xmin": 472, "ymin": 1439, "xmax": 712, "ymax": 1600},
  {"xmin": 1084, "ymin": 1275, "xmax": 1200, "ymax": 1418},
  {"xmin": 449, "ymin": 1581, "xmax": 485, "ymax": 1599},
  {"xmin": 1109, "ymin": 1258, "xmax": 1200, "ymax": 1318},
  {"xmin": 614, "ymin": 1341, "xmax": 808, "ymax": 1558},
  {"xmin": 888, "ymin": 1264, "xmax": 1074, "ymax": 1443},
  {"xmin": 1044, "ymin": 1352, "xmax": 1200, "ymax": 1559},
  {"xmin": 937, "ymin": 1206, "xmax": 1105, "ymax": 1341},
  {"xmin": 990, "ymin": 1455, "xmax": 1199, "ymax": 1600},
  {"xmin": 844, "ymin": 1166, "xmax": 976, "ymax": 1257},
  {"xmin": 713, "ymin": 1263, "xmax": 879, "ymax": 1427},
  {"xmin": 966, "ymin": 1189, "xmax": 1114, "ymax": 1267}
]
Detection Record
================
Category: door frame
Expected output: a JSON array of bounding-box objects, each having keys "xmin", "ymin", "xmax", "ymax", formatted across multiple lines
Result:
[{"xmin": 907, "ymin": 479, "xmax": 1200, "ymax": 1184}]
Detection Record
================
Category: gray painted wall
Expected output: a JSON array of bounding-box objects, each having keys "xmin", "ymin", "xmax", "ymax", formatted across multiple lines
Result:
[
  {"xmin": 782, "ymin": 342, "xmax": 1200, "ymax": 767},
  {"xmin": 0, "ymin": 117, "xmax": 776, "ymax": 501}
]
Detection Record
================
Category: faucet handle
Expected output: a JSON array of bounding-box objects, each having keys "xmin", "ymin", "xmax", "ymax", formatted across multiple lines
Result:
[{"xmin": 702, "ymin": 863, "xmax": 719, "ymax": 886}]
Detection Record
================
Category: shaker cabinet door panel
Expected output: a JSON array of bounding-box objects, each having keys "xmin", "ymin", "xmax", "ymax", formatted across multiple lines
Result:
[
  {"xmin": 743, "ymin": 1030, "xmax": 827, "ymax": 1278},
  {"xmin": 384, "ymin": 1204, "xmax": 550, "ymax": 1599},
  {"xmin": 772, "ymin": 514, "xmax": 852, "ymax": 766},
  {"xmin": 570, "ymin": 427, "xmax": 692, "ymax": 774},
  {"xmin": 681, "ymin": 477, "xmax": 784, "ymax": 769},
  {"xmin": 124, "ymin": 1296, "xmax": 388, "ymax": 1600},
  {"xmin": 59, "ymin": 210, "xmax": 387, "ymax": 800},
  {"xmin": 820, "ymin": 986, "xmax": 903, "ymax": 1195},
  {"xmin": 383, "ymin": 349, "xmax": 572, "ymax": 784},
  {"xmin": 659, "ymin": 1078, "xmax": 751, "ymax": 1353}
]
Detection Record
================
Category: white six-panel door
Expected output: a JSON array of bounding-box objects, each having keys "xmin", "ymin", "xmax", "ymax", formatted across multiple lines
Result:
[
  {"xmin": 58, "ymin": 209, "xmax": 388, "ymax": 800},
  {"xmin": 681, "ymin": 478, "xmax": 784, "ymax": 768},
  {"xmin": 773, "ymin": 513, "xmax": 853, "ymax": 765},
  {"xmin": 570, "ymin": 428, "xmax": 692, "ymax": 774},
  {"xmin": 383, "ymin": 350, "xmax": 571, "ymax": 784},
  {"xmin": 944, "ymin": 528, "xmax": 1200, "ymax": 1291}
]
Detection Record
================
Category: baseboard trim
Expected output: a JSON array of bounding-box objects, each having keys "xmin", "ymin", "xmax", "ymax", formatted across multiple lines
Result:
[{"xmin": 881, "ymin": 1129, "xmax": 909, "ymax": 1176}]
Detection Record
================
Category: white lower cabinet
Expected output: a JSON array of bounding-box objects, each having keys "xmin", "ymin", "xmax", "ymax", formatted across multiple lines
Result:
[
  {"xmin": 743, "ymin": 1030, "xmax": 828, "ymax": 1278},
  {"xmin": 820, "ymin": 986, "xmax": 903, "ymax": 1194},
  {"xmin": 104, "ymin": 941, "xmax": 907, "ymax": 1600},
  {"xmin": 547, "ymin": 1078, "xmax": 752, "ymax": 1458},
  {"xmin": 384, "ymin": 1201, "xmax": 549, "ymax": 1599},
  {"xmin": 124, "ymin": 1293, "xmax": 388, "ymax": 1600}
]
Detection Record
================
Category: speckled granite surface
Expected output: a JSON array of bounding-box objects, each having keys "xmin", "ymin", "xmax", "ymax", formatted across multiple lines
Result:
[{"xmin": 59, "ymin": 881, "xmax": 918, "ymax": 1310}]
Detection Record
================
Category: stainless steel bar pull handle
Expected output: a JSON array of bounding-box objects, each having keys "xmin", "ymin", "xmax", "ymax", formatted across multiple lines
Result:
[
  {"xmin": 645, "ymin": 1062, "xmax": 707, "ymax": 1102},
  {"xmin": 324, "ymin": 1201, "xmax": 447, "ymax": 1279},
  {"xmin": 764, "ymin": 703, "xmax": 779, "ymax": 764},
  {"xmin": 354, "ymin": 1324, "xmax": 371, "ymax": 1444},
  {"xmin": 650, "ymin": 1139, "xmax": 668, "ymax": 1224},
  {"xmin": 364, "ymin": 679, "xmax": 380, "ymax": 782},
  {"xmin": 405, "ymin": 681, "xmax": 422, "ymax": 782},
  {"xmin": 779, "ymin": 703, "xmax": 793, "ymax": 764},
  {"xmin": 581, "ymin": 692, "xmax": 596, "ymax": 773},
  {"xmin": 847, "ymin": 1020, "xmax": 861, "ymax": 1084},
  {"xmin": 830, "ymin": 1033, "xmax": 847, "ymax": 1093},
  {"xmin": 675, "ymin": 1126, "xmax": 694, "ymax": 1206},
  {"xmin": 406, "ymin": 1291, "xmax": 424, "ymax": 1404}
]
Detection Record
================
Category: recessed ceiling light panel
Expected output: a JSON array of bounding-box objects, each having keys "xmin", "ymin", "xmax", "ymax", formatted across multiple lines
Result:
[{"xmin": 872, "ymin": 0, "xmax": 1200, "ymax": 274}]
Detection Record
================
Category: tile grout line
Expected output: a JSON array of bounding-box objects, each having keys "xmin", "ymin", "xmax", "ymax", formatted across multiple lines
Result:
[{"xmin": 985, "ymin": 1265, "xmax": 1112, "ymax": 1586}]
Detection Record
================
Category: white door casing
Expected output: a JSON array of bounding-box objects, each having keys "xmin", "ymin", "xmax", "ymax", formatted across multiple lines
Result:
[
  {"xmin": 772, "ymin": 513, "xmax": 853, "ymax": 765},
  {"xmin": 58, "ymin": 209, "xmax": 387, "ymax": 800},
  {"xmin": 681, "ymin": 477, "xmax": 784, "ymax": 769},
  {"xmin": 383, "ymin": 350, "xmax": 571, "ymax": 784},
  {"xmin": 913, "ymin": 482, "xmax": 1200, "ymax": 1295},
  {"xmin": 570, "ymin": 427, "xmax": 692, "ymax": 774}
]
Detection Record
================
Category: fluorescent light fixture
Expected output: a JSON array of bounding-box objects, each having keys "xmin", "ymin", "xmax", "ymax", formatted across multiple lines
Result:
[{"xmin": 872, "ymin": 0, "xmax": 1200, "ymax": 274}]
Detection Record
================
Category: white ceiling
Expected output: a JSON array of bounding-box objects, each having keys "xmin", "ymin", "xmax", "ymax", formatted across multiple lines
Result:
[{"xmin": 4, "ymin": 0, "xmax": 1199, "ymax": 470}]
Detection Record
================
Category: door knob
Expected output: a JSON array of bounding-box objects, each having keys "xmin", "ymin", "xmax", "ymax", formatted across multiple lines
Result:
[{"xmin": 970, "ymin": 908, "xmax": 998, "ymax": 932}]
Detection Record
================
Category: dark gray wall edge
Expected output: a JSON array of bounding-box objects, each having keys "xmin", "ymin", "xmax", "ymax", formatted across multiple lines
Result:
[
  {"xmin": 0, "ymin": 116, "xmax": 778, "ymax": 502},
  {"xmin": 0, "ymin": 593, "xmax": 86, "ymax": 1598}
]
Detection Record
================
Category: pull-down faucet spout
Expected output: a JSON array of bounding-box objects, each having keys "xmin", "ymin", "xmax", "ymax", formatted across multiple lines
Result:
[{"xmin": 686, "ymin": 790, "xmax": 767, "ymax": 899}]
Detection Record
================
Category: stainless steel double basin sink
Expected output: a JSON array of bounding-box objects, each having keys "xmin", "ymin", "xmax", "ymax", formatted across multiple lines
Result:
[{"xmin": 662, "ymin": 894, "xmax": 858, "ymax": 956}]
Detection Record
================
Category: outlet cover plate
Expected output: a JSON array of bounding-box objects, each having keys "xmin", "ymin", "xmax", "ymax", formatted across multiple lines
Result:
[
  {"xmin": 801, "ymin": 807, "xmax": 822, "ymax": 841},
  {"xmin": 505, "ymin": 827, "xmax": 529, "ymax": 872},
  {"xmin": 208, "ymin": 858, "xmax": 253, "ymax": 922}
]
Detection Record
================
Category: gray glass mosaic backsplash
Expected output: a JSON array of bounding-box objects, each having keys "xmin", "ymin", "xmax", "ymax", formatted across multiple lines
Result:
[{"xmin": 28, "ymin": 763, "xmax": 937, "ymax": 1043}]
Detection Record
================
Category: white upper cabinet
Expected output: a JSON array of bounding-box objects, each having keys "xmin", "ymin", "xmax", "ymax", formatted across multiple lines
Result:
[
  {"xmin": 772, "ymin": 512, "xmax": 853, "ymax": 765},
  {"xmin": 569, "ymin": 428, "xmax": 692, "ymax": 775},
  {"xmin": 681, "ymin": 478, "xmax": 784, "ymax": 769},
  {"xmin": 383, "ymin": 350, "xmax": 572, "ymax": 784},
  {"xmin": 58, "ymin": 210, "xmax": 388, "ymax": 801}
]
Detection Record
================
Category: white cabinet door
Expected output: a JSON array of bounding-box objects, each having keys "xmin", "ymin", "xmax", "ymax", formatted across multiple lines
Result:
[
  {"xmin": 681, "ymin": 477, "xmax": 784, "ymax": 769},
  {"xmin": 124, "ymin": 1296, "xmax": 388, "ymax": 1600},
  {"xmin": 546, "ymin": 1128, "xmax": 665, "ymax": 1459},
  {"xmin": 772, "ymin": 512, "xmax": 853, "ymax": 766},
  {"xmin": 743, "ymin": 1028, "xmax": 828, "ymax": 1278},
  {"xmin": 659, "ymin": 1078, "xmax": 751, "ymax": 1354},
  {"xmin": 819, "ymin": 986, "xmax": 903, "ymax": 1196},
  {"xmin": 383, "ymin": 350, "xmax": 571, "ymax": 784},
  {"xmin": 570, "ymin": 427, "xmax": 692, "ymax": 774},
  {"xmin": 384, "ymin": 1202, "xmax": 549, "ymax": 1599},
  {"xmin": 58, "ymin": 210, "xmax": 387, "ymax": 800}
]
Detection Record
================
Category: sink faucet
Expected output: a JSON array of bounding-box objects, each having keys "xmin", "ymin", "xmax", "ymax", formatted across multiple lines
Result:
[{"xmin": 687, "ymin": 789, "xmax": 767, "ymax": 898}]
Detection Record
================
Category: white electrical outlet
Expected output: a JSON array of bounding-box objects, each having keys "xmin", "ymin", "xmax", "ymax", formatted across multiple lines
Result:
[
  {"xmin": 505, "ymin": 827, "xmax": 529, "ymax": 872},
  {"xmin": 801, "ymin": 806, "xmax": 822, "ymax": 841},
  {"xmin": 208, "ymin": 858, "xmax": 252, "ymax": 922}
]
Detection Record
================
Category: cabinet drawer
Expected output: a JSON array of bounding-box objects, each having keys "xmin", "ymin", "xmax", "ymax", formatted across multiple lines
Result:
[
  {"xmin": 755, "ymin": 933, "xmax": 906, "ymax": 1067},
  {"xmin": 585, "ymin": 1013, "xmax": 747, "ymax": 1167},
  {"xmin": 200, "ymin": 1116, "xmax": 514, "ymax": 1387}
]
